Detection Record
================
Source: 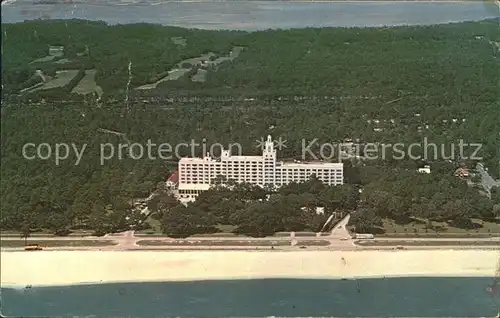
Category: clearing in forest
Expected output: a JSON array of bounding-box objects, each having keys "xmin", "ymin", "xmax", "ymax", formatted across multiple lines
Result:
[
  {"xmin": 29, "ymin": 70, "xmax": 80, "ymax": 92},
  {"xmin": 71, "ymin": 69, "xmax": 103, "ymax": 96},
  {"xmin": 136, "ymin": 46, "xmax": 245, "ymax": 88},
  {"xmin": 29, "ymin": 55, "xmax": 55, "ymax": 64},
  {"xmin": 171, "ymin": 36, "xmax": 187, "ymax": 47}
]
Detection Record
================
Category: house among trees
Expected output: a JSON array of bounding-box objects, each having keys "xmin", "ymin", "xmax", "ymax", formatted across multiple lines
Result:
[
  {"xmin": 166, "ymin": 170, "xmax": 179, "ymax": 189},
  {"xmin": 454, "ymin": 167, "xmax": 470, "ymax": 178},
  {"xmin": 418, "ymin": 165, "xmax": 431, "ymax": 174},
  {"xmin": 300, "ymin": 206, "xmax": 325, "ymax": 215},
  {"xmin": 48, "ymin": 45, "xmax": 64, "ymax": 57}
]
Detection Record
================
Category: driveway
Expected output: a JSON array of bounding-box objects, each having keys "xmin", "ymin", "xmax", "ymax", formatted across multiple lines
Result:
[{"xmin": 476, "ymin": 163, "xmax": 500, "ymax": 197}]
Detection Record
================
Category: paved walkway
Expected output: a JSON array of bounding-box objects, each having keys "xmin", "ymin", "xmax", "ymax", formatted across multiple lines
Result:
[
  {"xmin": 477, "ymin": 163, "xmax": 500, "ymax": 197},
  {"xmin": 327, "ymin": 214, "xmax": 356, "ymax": 249}
]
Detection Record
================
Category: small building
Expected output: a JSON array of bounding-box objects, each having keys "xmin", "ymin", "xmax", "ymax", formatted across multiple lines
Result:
[
  {"xmin": 418, "ymin": 165, "xmax": 431, "ymax": 174},
  {"xmin": 166, "ymin": 170, "xmax": 179, "ymax": 189},
  {"xmin": 454, "ymin": 167, "xmax": 470, "ymax": 178},
  {"xmin": 301, "ymin": 206, "xmax": 325, "ymax": 215},
  {"xmin": 49, "ymin": 46, "xmax": 64, "ymax": 57}
]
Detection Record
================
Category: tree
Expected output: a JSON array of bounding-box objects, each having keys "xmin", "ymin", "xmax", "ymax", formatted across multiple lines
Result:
[
  {"xmin": 493, "ymin": 204, "xmax": 500, "ymax": 219},
  {"xmin": 343, "ymin": 161, "xmax": 362, "ymax": 184},
  {"xmin": 491, "ymin": 186, "xmax": 500, "ymax": 205},
  {"xmin": 161, "ymin": 205, "xmax": 216, "ymax": 238},
  {"xmin": 19, "ymin": 204, "xmax": 37, "ymax": 245},
  {"xmin": 471, "ymin": 174, "xmax": 481, "ymax": 184},
  {"xmin": 349, "ymin": 208, "xmax": 382, "ymax": 233},
  {"xmin": 20, "ymin": 225, "xmax": 31, "ymax": 246},
  {"xmin": 232, "ymin": 202, "xmax": 284, "ymax": 237},
  {"xmin": 148, "ymin": 192, "xmax": 180, "ymax": 220}
]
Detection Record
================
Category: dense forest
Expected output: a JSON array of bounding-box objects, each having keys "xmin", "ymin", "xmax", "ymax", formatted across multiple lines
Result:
[
  {"xmin": 1, "ymin": 19, "xmax": 499, "ymax": 236},
  {"xmin": 1, "ymin": 99, "xmax": 498, "ymax": 236},
  {"xmin": 2, "ymin": 20, "xmax": 243, "ymax": 97},
  {"xmin": 149, "ymin": 168, "xmax": 498, "ymax": 238}
]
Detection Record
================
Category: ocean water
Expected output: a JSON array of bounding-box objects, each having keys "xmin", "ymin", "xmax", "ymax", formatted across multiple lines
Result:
[
  {"xmin": 2, "ymin": 277, "xmax": 499, "ymax": 317},
  {"xmin": 1, "ymin": 1, "xmax": 499, "ymax": 30}
]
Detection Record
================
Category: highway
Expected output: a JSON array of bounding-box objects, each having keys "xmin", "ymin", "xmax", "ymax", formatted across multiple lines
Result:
[{"xmin": 2, "ymin": 213, "xmax": 499, "ymax": 252}]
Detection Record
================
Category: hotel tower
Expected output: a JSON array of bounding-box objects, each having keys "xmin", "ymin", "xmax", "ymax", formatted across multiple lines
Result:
[{"xmin": 175, "ymin": 136, "xmax": 343, "ymax": 202}]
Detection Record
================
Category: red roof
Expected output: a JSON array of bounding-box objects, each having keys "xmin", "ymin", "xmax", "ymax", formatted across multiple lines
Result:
[
  {"xmin": 167, "ymin": 170, "xmax": 179, "ymax": 183},
  {"xmin": 454, "ymin": 168, "xmax": 469, "ymax": 177}
]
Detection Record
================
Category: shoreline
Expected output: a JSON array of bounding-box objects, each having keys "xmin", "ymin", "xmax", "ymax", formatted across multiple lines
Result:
[
  {"xmin": 1, "ymin": 273, "xmax": 493, "ymax": 289},
  {"xmin": 2, "ymin": 246, "xmax": 500, "ymax": 252},
  {"xmin": 2, "ymin": 0, "xmax": 487, "ymax": 2},
  {"xmin": 1, "ymin": 250, "xmax": 497, "ymax": 288}
]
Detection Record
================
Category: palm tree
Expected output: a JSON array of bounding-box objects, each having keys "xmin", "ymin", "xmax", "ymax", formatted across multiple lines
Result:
[{"xmin": 20, "ymin": 226, "xmax": 31, "ymax": 246}]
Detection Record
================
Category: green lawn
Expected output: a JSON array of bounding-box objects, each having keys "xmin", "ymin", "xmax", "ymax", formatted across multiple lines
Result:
[
  {"xmin": 191, "ymin": 69, "xmax": 207, "ymax": 82},
  {"xmin": 137, "ymin": 223, "xmax": 239, "ymax": 237},
  {"xmin": 30, "ymin": 55, "xmax": 55, "ymax": 63},
  {"xmin": 54, "ymin": 58, "xmax": 71, "ymax": 64},
  {"xmin": 296, "ymin": 240, "xmax": 331, "ymax": 246},
  {"xmin": 137, "ymin": 240, "xmax": 292, "ymax": 246},
  {"xmin": 1, "ymin": 231, "xmax": 53, "ymax": 237},
  {"xmin": 135, "ymin": 215, "xmax": 163, "ymax": 235},
  {"xmin": 356, "ymin": 240, "xmax": 500, "ymax": 247},
  {"xmin": 71, "ymin": 69, "xmax": 103, "ymax": 96},
  {"xmin": 136, "ymin": 68, "xmax": 190, "ymax": 90},
  {"xmin": 136, "ymin": 222, "xmax": 330, "ymax": 238},
  {"xmin": 274, "ymin": 232, "xmax": 329, "ymax": 237},
  {"xmin": 171, "ymin": 37, "xmax": 187, "ymax": 47},
  {"xmin": 137, "ymin": 239, "xmax": 331, "ymax": 247},
  {"xmin": 31, "ymin": 70, "xmax": 80, "ymax": 91},
  {"xmin": 137, "ymin": 47, "xmax": 242, "ymax": 89},
  {"xmin": 379, "ymin": 218, "xmax": 500, "ymax": 237},
  {"xmin": 0, "ymin": 240, "xmax": 117, "ymax": 248},
  {"xmin": 1, "ymin": 230, "xmax": 96, "ymax": 238}
]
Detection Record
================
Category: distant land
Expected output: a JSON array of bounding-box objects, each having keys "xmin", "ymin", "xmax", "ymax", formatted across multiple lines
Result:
[{"xmin": 2, "ymin": 0, "xmax": 496, "ymax": 4}]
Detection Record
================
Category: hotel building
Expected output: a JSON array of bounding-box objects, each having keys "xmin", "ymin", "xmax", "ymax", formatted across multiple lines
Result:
[{"xmin": 176, "ymin": 136, "xmax": 343, "ymax": 202}]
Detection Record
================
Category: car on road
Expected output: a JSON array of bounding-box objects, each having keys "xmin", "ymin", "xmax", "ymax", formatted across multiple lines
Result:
[{"xmin": 24, "ymin": 244, "xmax": 43, "ymax": 251}]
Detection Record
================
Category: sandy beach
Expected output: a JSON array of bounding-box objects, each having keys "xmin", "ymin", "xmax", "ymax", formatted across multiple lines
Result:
[{"xmin": 1, "ymin": 250, "xmax": 497, "ymax": 287}]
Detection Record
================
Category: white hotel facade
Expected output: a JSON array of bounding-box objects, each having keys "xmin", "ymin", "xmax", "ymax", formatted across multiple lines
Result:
[{"xmin": 176, "ymin": 136, "xmax": 343, "ymax": 202}]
